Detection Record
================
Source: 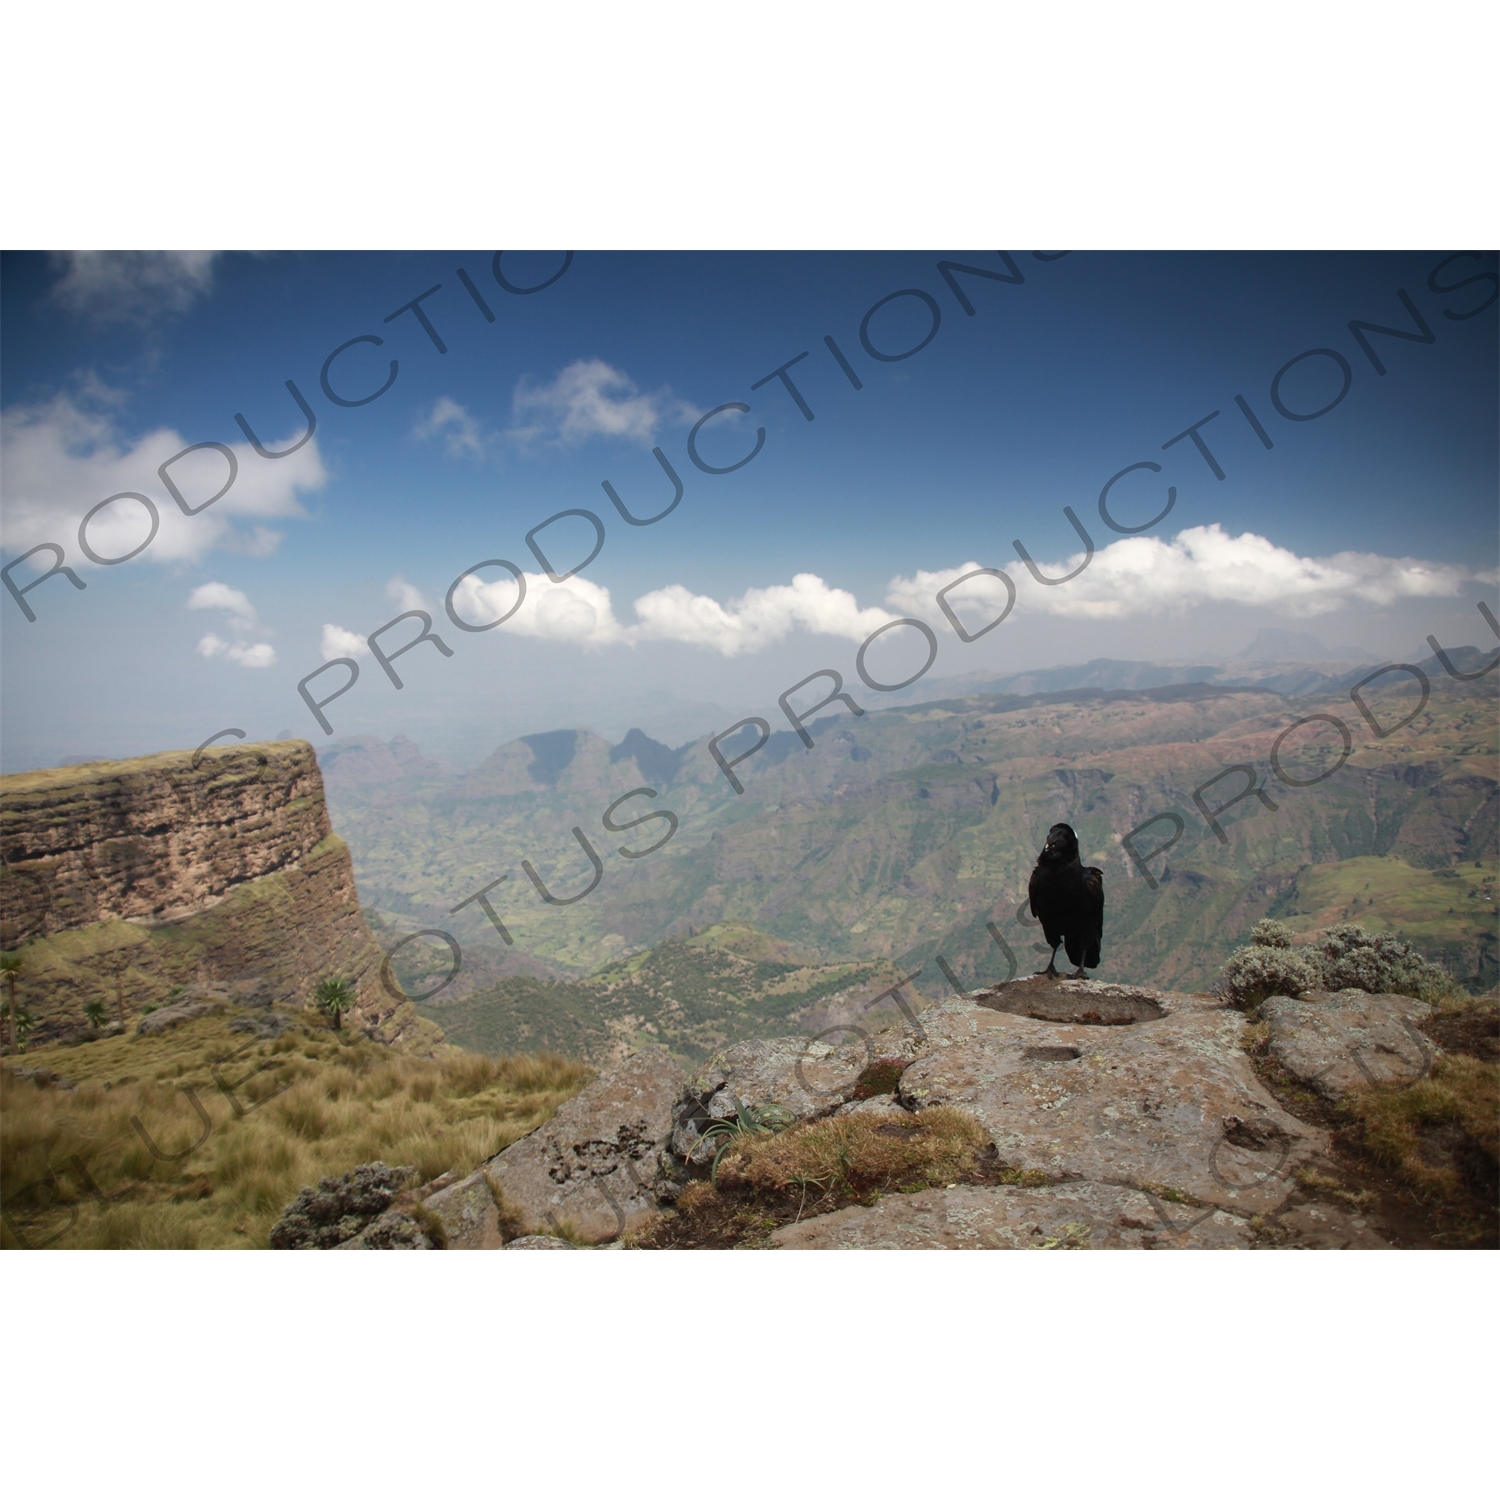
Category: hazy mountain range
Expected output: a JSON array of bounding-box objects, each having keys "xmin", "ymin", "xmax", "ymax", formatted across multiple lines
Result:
[{"xmin": 318, "ymin": 645, "xmax": 1498, "ymax": 1061}]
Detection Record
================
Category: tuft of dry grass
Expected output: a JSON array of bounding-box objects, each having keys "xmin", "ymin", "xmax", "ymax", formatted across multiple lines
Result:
[
  {"xmin": 713, "ymin": 1106, "xmax": 988, "ymax": 1197},
  {"xmin": 1, "ymin": 1013, "xmax": 590, "ymax": 1250},
  {"xmin": 1340, "ymin": 1052, "xmax": 1498, "ymax": 1203},
  {"xmin": 640, "ymin": 1105, "xmax": 1015, "ymax": 1248}
]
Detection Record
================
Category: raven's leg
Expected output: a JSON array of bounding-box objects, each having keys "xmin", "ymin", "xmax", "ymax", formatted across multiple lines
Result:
[{"xmin": 1036, "ymin": 944, "xmax": 1060, "ymax": 978}]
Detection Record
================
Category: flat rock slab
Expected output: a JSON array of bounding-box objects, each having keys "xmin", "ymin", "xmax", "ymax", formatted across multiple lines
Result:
[
  {"xmin": 689, "ymin": 1034, "xmax": 874, "ymax": 1125},
  {"xmin": 485, "ymin": 1046, "xmax": 684, "ymax": 1244},
  {"xmin": 769, "ymin": 1182, "xmax": 1255, "ymax": 1249},
  {"xmin": 424, "ymin": 1171, "xmax": 503, "ymax": 1250},
  {"xmin": 975, "ymin": 977, "xmax": 1167, "ymax": 1025},
  {"xmin": 504, "ymin": 1235, "xmax": 578, "ymax": 1250},
  {"xmin": 897, "ymin": 996, "xmax": 1323, "ymax": 1218},
  {"xmin": 1262, "ymin": 991, "xmax": 1434, "ymax": 1100}
]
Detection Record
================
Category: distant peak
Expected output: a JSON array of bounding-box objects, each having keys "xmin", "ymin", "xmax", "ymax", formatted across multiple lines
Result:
[{"xmin": 610, "ymin": 728, "xmax": 688, "ymax": 784}]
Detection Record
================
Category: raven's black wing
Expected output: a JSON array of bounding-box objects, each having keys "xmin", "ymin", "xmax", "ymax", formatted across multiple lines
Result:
[
  {"xmin": 1028, "ymin": 864, "xmax": 1066, "ymax": 947},
  {"xmin": 1081, "ymin": 866, "xmax": 1104, "ymax": 968}
]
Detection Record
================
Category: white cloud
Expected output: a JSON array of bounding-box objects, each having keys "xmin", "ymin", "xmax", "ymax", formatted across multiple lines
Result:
[
  {"xmin": 321, "ymin": 624, "xmax": 372, "ymax": 661},
  {"xmin": 0, "ymin": 390, "xmax": 327, "ymax": 568},
  {"xmin": 187, "ymin": 581, "xmax": 275, "ymax": 667},
  {"xmin": 911, "ymin": 524, "xmax": 1487, "ymax": 621},
  {"xmin": 508, "ymin": 359, "xmax": 697, "ymax": 449},
  {"xmin": 449, "ymin": 569, "xmax": 626, "ymax": 649},
  {"xmin": 320, "ymin": 526, "xmax": 1491, "ymax": 675},
  {"xmin": 229, "ymin": 642, "xmax": 276, "ymax": 668},
  {"xmin": 413, "ymin": 397, "xmax": 483, "ymax": 458},
  {"xmin": 448, "ymin": 569, "xmax": 897, "ymax": 656},
  {"xmin": 885, "ymin": 561, "xmax": 1013, "ymax": 634},
  {"xmin": 197, "ymin": 633, "xmax": 275, "ymax": 668},
  {"xmin": 49, "ymin": 251, "xmax": 218, "ymax": 324},
  {"xmin": 385, "ymin": 575, "xmax": 428, "ymax": 613},
  {"xmin": 631, "ymin": 574, "xmax": 897, "ymax": 657},
  {"xmin": 187, "ymin": 581, "xmax": 257, "ymax": 626}
]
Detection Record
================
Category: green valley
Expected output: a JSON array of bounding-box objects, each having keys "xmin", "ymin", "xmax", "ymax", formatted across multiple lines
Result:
[{"xmin": 326, "ymin": 658, "xmax": 1498, "ymax": 1064}]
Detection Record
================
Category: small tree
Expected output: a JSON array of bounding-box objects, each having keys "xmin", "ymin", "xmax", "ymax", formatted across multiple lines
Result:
[
  {"xmin": 0, "ymin": 951, "xmax": 22, "ymax": 1054},
  {"xmin": 313, "ymin": 976, "xmax": 357, "ymax": 1031},
  {"xmin": 84, "ymin": 999, "xmax": 108, "ymax": 1029},
  {"xmin": 13, "ymin": 1006, "xmax": 36, "ymax": 1053}
]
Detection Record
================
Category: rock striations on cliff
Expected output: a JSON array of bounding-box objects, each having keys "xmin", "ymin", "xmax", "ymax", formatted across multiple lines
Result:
[{"xmin": 0, "ymin": 740, "xmax": 440, "ymax": 1049}]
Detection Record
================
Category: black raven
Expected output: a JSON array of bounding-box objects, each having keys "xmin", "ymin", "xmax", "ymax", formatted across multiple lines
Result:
[{"xmin": 1027, "ymin": 823, "xmax": 1104, "ymax": 979}]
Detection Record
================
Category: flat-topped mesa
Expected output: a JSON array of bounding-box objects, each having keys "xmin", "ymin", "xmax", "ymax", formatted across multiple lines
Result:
[
  {"xmin": 3, "ymin": 741, "xmax": 331, "ymax": 937},
  {"xmin": 0, "ymin": 741, "xmax": 439, "ymax": 1051}
]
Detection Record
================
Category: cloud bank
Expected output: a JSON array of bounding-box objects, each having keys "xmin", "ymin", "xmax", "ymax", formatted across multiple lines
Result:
[
  {"xmin": 886, "ymin": 525, "xmax": 1490, "ymax": 623},
  {"xmin": 317, "ymin": 526, "xmax": 1490, "ymax": 668}
]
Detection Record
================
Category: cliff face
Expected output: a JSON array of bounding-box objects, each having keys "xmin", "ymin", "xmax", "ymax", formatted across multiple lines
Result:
[{"xmin": 0, "ymin": 742, "xmax": 439, "ymax": 1049}]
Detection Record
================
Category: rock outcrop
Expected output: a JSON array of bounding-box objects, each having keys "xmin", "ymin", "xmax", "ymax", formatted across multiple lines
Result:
[
  {"xmin": 0, "ymin": 742, "xmax": 439, "ymax": 1049},
  {"xmin": 270, "ymin": 1162, "xmax": 431, "ymax": 1249},
  {"xmin": 1263, "ymin": 990, "xmax": 1435, "ymax": 1099},
  {"xmin": 768, "ymin": 1181, "xmax": 1257, "ymax": 1249},
  {"xmin": 269, "ymin": 977, "xmax": 1466, "ymax": 1250},
  {"xmin": 898, "ymin": 982, "xmax": 1324, "ymax": 1220},
  {"xmin": 481, "ymin": 1045, "xmax": 684, "ymax": 1242},
  {"xmin": 422, "ymin": 1171, "xmax": 505, "ymax": 1249}
]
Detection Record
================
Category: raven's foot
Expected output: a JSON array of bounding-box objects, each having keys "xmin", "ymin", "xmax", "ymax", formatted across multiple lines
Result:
[
  {"xmin": 1066, "ymin": 967, "xmax": 1088, "ymax": 980},
  {"xmin": 1035, "ymin": 963, "xmax": 1060, "ymax": 979}
]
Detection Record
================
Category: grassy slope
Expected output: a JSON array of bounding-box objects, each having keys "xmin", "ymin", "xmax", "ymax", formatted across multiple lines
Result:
[
  {"xmin": 415, "ymin": 921, "xmax": 907, "ymax": 1065},
  {"xmin": 1, "ymin": 1013, "xmax": 589, "ymax": 1250}
]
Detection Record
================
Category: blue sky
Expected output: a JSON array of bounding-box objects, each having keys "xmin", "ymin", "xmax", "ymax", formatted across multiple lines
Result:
[{"xmin": 2, "ymin": 249, "xmax": 1496, "ymax": 771}]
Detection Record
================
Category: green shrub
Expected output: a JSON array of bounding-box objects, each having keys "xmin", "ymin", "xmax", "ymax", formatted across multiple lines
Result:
[
  {"xmin": 1222, "ymin": 919, "xmax": 1460, "ymax": 1009},
  {"xmin": 1315, "ymin": 923, "xmax": 1458, "ymax": 1001},
  {"xmin": 1222, "ymin": 943, "xmax": 1320, "ymax": 1009}
]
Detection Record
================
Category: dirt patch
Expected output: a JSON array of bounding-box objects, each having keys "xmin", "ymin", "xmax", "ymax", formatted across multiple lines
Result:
[
  {"xmin": 851, "ymin": 1057, "xmax": 908, "ymax": 1099},
  {"xmin": 1421, "ymin": 993, "xmax": 1499, "ymax": 1062}
]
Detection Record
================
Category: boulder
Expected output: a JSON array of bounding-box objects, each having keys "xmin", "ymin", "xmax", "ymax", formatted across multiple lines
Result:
[
  {"xmin": 422, "ymin": 1171, "xmax": 503, "ymax": 1250},
  {"xmin": 895, "ymin": 989, "xmax": 1323, "ymax": 1218},
  {"xmin": 689, "ymin": 1033, "xmax": 904, "ymax": 1124},
  {"xmin": 1262, "ymin": 991, "xmax": 1434, "ymax": 1100},
  {"xmin": 336, "ymin": 1208, "xmax": 434, "ymax": 1249},
  {"xmin": 137, "ymin": 1000, "xmax": 221, "ymax": 1035},
  {"xmin": 57, "ymin": 1022, "xmax": 126, "ymax": 1046},
  {"xmin": 504, "ymin": 1235, "xmax": 579, "ymax": 1250},
  {"xmin": 4, "ymin": 1066, "xmax": 76, "ymax": 1090},
  {"xmin": 269, "ymin": 1161, "xmax": 419, "ymax": 1249},
  {"xmin": 483, "ymin": 1046, "xmax": 684, "ymax": 1244},
  {"xmin": 227, "ymin": 1010, "xmax": 294, "ymax": 1039},
  {"xmin": 769, "ymin": 1181, "xmax": 1255, "ymax": 1250}
]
